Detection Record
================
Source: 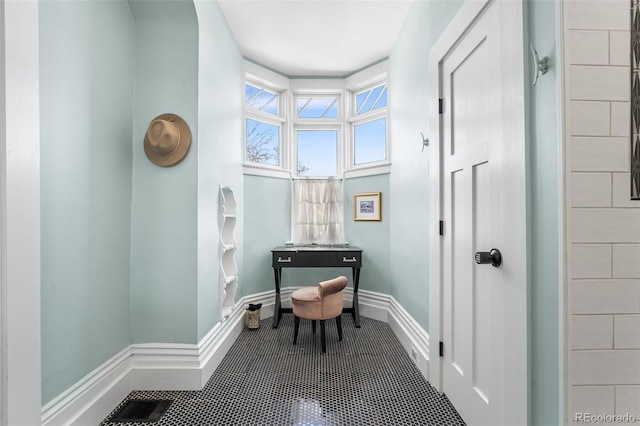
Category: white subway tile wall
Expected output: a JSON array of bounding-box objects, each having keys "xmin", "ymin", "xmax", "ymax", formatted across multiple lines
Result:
[
  {"xmin": 610, "ymin": 31, "xmax": 631, "ymax": 66},
  {"xmin": 572, "ymin": 280, "xmax": 640, "ymax": 314},
  {"xmin": 613, "ymin": 244, "xmax": 640, "ymax": 278},
  {"xmin": 571, "ymin": 137, "xmax": 629, "ymax": 172},
  {"xmin": 572, "ymin": 385, "xmax": 615, "ymax": 416},
  {"xmin": 572, "ymin": 209, "xmax": 640, "ymax": 243},
  {"xmin": 611, "ymin": 101, "xmax": 631, "ymax": 137},
  {"xmin": 614, "ymin": 315, "xmax": 640, "ymax": 348},
  {"xmin": 567, "ymin": 1, "xmax": 629, "ymax": 31},
  {"xmin": 571, "ymin": 101, "xmax": 611, "ymax": 136},
  {"xmin": 569, "ymin": 31, "xmax": 610, "ymax": 65},
  {"xmin": 613, "ymin": 172, "xmax": 640, "ymax": 207},
  {"xmin": 570, "ymin": 66, "xmax": 630, "ymax": 101},
  {"xmin": 567, "ymin": 0, "xmax": 640, "ymax": 421},
  {"xmin": 572, "ymin": 314, "xmax": 614, "ymax": 349},
  {"xmin": 616, "ymin": 386, "xmax": 640, "ymax": 417},
  {"xmin": 571, "ymin": 244, "xmax": 612, "ymax": 278},
  {"xmin": 572, "ymin": 173, "xmax": 612, "ymax": 207}
]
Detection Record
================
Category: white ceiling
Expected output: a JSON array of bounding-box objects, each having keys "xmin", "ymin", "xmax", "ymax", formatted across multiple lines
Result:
[{"xmin": 218, "ymin": 0, "xmax": 413, "ymax": 77}]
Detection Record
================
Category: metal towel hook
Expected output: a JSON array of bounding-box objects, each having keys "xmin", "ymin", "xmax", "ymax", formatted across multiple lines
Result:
[
  {"xmin": 530, "ymin": 44, "xmax": 549, "ymax": 86},
  {"xmin": 421, "ymin": 132, "xmax": 429, "ymax": 152}
]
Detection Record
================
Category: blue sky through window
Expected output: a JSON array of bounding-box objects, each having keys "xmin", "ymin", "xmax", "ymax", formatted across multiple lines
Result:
[
  {"xmin": 245, "ymin": 83, "xmax": 278, "ymax": 115},
  {"xmin": 297, "ymin": 130, "xmax": 338, "ymax": 176},
  {"xmin": 297, "ymin": 97, "xmax": 338, "ymax": 118},
  {"xmin": 354, "ymin": 118, "xmax": 386, "ymax": 164},
  {"xmin": 355, "ymin": 84, "xmax": 387, "ymax": 114}
]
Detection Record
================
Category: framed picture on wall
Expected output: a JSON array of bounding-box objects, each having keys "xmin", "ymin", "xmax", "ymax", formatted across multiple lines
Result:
[{"xmin": 354, "ymin": 192, "xmax": 381, "ymax": 221}]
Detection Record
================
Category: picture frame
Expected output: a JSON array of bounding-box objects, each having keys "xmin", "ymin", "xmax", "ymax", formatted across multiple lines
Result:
[{"xmin": 353, "ymin": 192, "xmax": 381, "ymax": 221}]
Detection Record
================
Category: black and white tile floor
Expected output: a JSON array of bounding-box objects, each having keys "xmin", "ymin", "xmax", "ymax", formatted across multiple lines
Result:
[{"xmin": 101, "ymin": 315, "xmax": 465, "ymax": 425}]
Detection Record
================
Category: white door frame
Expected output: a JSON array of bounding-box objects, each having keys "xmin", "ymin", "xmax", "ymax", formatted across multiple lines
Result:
[
  {"xmin": 1, "ymin": 1, "xmax": 42, "ymax": 424},
  {"xmin": 427, "ymin": 0, "xmax": 528, "ymax": 423}
]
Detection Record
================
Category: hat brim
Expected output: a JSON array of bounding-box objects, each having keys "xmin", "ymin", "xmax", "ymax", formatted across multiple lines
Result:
[{"xmin": 144, "ymin": 113, "xmax": 192, "ymax": 167}]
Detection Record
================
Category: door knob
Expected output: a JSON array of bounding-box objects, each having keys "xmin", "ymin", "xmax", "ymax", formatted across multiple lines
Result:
[{"xmin": 475, "ymin": 248, "xmax": 502, "ymax": 267}]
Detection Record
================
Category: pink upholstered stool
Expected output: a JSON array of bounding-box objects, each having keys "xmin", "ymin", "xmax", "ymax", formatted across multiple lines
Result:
[{"xmin": 291, "ymin": 275, "xmax": 348, "ymax": 353}]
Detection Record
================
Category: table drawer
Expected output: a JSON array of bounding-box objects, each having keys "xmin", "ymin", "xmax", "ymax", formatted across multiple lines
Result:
[
  {"xmin": 337, "ymin": 251, "xmax": 362, "ymax": 266},
  {"xmin": 272, "ymin": 251, "xmax": 296, "ymax": 266},
  {"xmin": 296, "ymin": 250, "xmax": 336, "ymax": 267}
]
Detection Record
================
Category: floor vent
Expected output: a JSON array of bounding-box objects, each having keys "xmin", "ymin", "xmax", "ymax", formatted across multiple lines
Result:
[{"xmin": 109, "ymin": 399, "xmax": 172, "ymax": 423}]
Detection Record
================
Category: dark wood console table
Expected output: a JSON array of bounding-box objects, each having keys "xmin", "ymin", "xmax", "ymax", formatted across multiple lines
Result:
[{"xmin": 271, "ymin": 244, "xmax": 363, "ymax": 329}]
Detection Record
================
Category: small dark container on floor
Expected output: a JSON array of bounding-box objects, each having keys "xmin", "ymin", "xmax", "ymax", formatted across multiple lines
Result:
[
  {"xmin": 245, "ymin": 303, "xmax": 262, "ymax": 329},
  {"xmin": 109, "ymin": 399, "xmax": 172, "ymax": 423}
]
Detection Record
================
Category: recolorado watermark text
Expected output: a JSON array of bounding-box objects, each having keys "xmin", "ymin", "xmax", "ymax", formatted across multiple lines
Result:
[{"xmin": 575, "ymin": 413, "xmax": 637, "ymax": 423}]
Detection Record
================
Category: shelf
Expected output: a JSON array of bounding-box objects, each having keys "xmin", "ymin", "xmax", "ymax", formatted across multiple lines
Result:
[
  {"xmin": 223, "ymin": 275, "xmax": 238, "ymax": 286},
  {"xmin": 220, "ymin": 185, "xmax": 238, "ymax": 321},
  {"xmin": 219, "ymin": 186, "xmax": 237, "ymax": 216},
  {"xmin": 221, "ymin": 217, "xmax": 237, "ymax": 246}
]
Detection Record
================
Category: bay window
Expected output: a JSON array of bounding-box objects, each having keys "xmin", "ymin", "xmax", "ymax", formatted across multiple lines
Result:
[{"xmin": 243, "ymin": 61, "xmax": 389, "ymax": 178}]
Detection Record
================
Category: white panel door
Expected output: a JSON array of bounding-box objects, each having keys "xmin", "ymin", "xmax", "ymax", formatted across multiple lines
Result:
[{"xmin": 440, "ymin": 1, "xmax": 527, "ymax": 425}]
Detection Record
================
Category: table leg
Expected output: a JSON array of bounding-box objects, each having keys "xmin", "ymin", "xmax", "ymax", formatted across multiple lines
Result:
[
  {"xmin": 272, "ymin": 267, "xmax": 282, "ymax": 328},
  {"xmin": 352, "ymin": 267, "xmax": 361, "ymax": 328}
]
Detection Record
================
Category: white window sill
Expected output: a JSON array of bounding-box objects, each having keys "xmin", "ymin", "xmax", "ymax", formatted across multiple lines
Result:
[
  {"xmin": 343, "ymin": 163, "xmax": 391, "ymax": 179},
  {"xmin": 243, "ymin": 162, "xmax": 391, "ymax": 180},
  {"xmin": 243, "ymin": 163, "xmax": 292, "ymax": 180}
]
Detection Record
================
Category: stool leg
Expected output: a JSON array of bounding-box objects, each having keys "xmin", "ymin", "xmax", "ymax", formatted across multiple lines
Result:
[
  {"xmin": 293, "ymin": 315, "xmax": 300, "ymax": 345},
  {"xmin": 312, "ymin": 320, "xmax": 316, "ymax": 334},
  {"xmin": 320, "ymin": 320, "xmax": 326, "ymax": 353},
  {"xmin": 336, "ymin": 314, "xmax": 343, "ymax": 341}
]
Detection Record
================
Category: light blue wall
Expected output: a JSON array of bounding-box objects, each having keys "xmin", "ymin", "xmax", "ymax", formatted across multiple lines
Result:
[
  {"xmin": 129, "ymin": 1, "xmax": 199, "ymax": 344},
  {"xmin": 527, "ymin": 1, "xmax": 561, "ymax": 424},
  {"xmin": 40, "ymin": 0, "xmax": 135, "ymax": 405},
  {"xmin": 243, "ymin": 175, "xmax": 290, "ymax": 296},
  {"xmin": 389, "ymin": 0, "xmax": 464, "ymax": 329},
  {"xmin": 40, "ymin": 0, "xmax": 243, "ymax": 403},
  {"xmin": 344, "ymin": 175, "xmax": 391, "ymax": 294},
  {"xmin": 194, "ymin": 1, "xmax": 244, "ymax": 341},
  {"xmin": 242, "ymin": 174, "xmax": 390, "ymax": 296}
]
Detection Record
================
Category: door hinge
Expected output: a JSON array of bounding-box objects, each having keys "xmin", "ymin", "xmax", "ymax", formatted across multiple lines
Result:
[
  {"xmin": 439, "ymin": 98, "xmax": 443, "ymax": 114},
  {"xmin": 439, "ymin": 341, "xmax": 444, "ymax": 357},
  {"xmin": 439, "ymin": 220, "xmax": 444, "ymax": 236}
]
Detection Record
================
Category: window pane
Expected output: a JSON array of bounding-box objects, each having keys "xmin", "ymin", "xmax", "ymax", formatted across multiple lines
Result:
[
  {"xmin": 297, "ymin": 130, "xmax": 338, "ymax": 176},
  {"xmin": 355, "ymin": 84, "xmax": 387, "ymax": 115},
  {"xmin": 297, "ymin": 96, "xmax": 338, "ymax": 119},
  {"xmin": 245, "ymin": 83, "xmax": 278, "ymax": 115},
  {"xmin": 354, "ymin": 118, "xmax": 386, "ymax": 165},
  {"xmin": 355, "ymin": 91, "xmax": 368, "ymax": 113},
  {"xmin": 373, "ymin": 86, "xmax": 387, "ymax": 109},
  {"xmin": 245, "ymin": 84, "xmax": 260, "ymax": 101},
  {"xmin": 246, "ymin": 118, "xmax": 279, "ymax": 166}
]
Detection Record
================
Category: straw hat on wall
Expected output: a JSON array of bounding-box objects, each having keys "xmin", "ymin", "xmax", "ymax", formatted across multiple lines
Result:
[{"xmin": 144, "ymin": 113, "xmax": 191, "ymax": 167}]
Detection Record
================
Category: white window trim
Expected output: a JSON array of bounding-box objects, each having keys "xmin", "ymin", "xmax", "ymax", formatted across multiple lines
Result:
[
  {"xmin": 243, "ymin": 60, "xmax": 391, "ymax": 179},
  {"xmin": 290, "ymin": 83, "xmax": 344, "ymax": 178},
  {"xmin": 293, "ymin": 94, "xmax": 342, "ymax": 123},
  {"xmin": 243, "ymin": 62, "xmax": 291, "ymax": 179},
  {"xmin": 345, "ymin": 74, "xmax": 391, "ymax": 174}
]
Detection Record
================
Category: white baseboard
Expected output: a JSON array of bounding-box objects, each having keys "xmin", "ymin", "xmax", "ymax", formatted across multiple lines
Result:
[
  {"xmin": 385, "ymin": 293, "xmax": 431, "ymax": 378},
  {"xmin": 41, "ymin": 289, "xmax": 429, "ymax": 426},
  {"xmin": 41, "ymin": 290, "xmax": 274, "ymax": 426},
  {"xmin": 40, "ymin": 348, "xmax": 132, "ymax": 426},
  {"xmin": 358, "ymin": 290, "xmax": 431, "ymax": 379}
]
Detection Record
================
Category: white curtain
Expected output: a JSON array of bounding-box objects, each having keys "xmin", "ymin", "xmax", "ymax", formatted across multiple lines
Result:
[{"xmin": 292, "ymin": 178, "xmax": 344, "ymax": 245}]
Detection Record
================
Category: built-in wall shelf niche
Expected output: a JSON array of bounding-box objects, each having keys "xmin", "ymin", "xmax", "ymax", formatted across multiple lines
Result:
[{"xmin": 219, "ymin": 186, "xmax": 237, "ymax": 319}]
